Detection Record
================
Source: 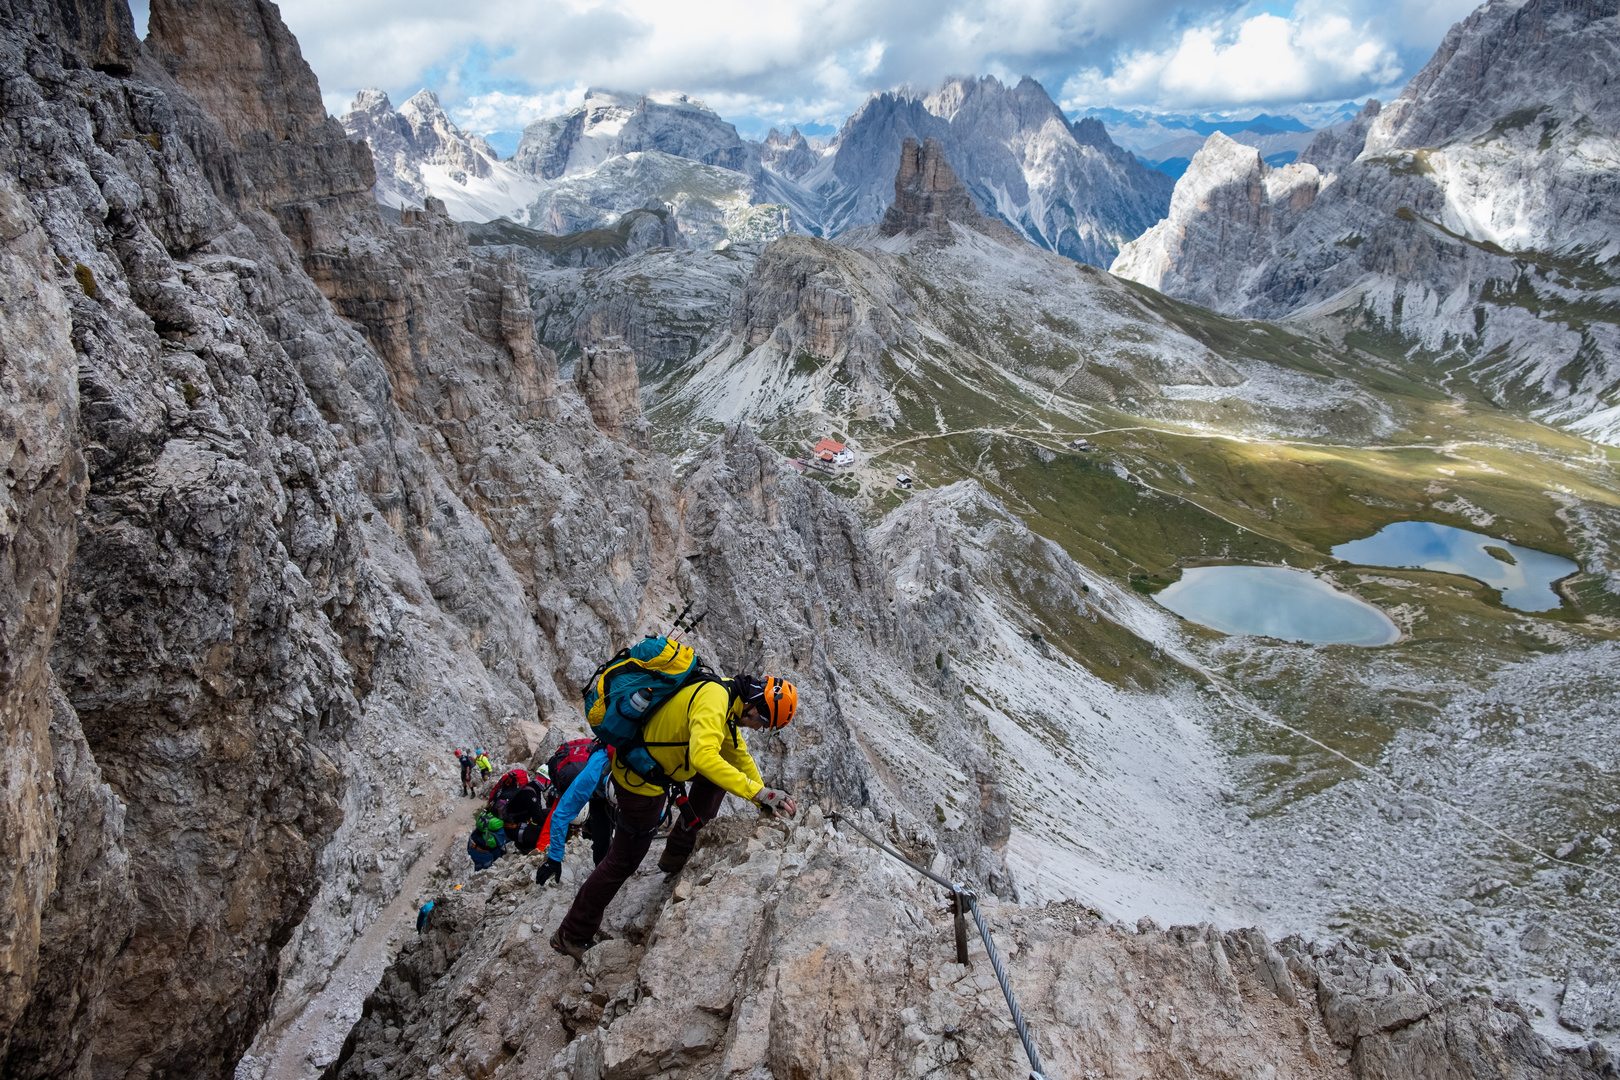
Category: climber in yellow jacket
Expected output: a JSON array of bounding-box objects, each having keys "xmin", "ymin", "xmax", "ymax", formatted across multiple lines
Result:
[{"xmin": 547, "ymin": 675, "xmax": 798, "ymax": 960}]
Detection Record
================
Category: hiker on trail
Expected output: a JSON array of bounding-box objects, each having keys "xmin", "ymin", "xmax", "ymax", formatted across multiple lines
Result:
[
  {"xmin": 494, "ymin": 775, "xmax": 549, "ymax": 852},
  {"xmin": 475, "ymin": 750, "xmax": 492, "ymax": 779},
  {"xmin": 546, "ymin": 674, "xmax": 799, "ymax": 960},
  {"xmin": 455, "ymin": 749, "xmax": 477, "ymax": 797},
  {"xmin": 466, "ymin": 807, "xmax": 507, "ymax": 871},
  {"xmin": 531, "ymin": 738, "xmax": 615, "ymax": 883},
  {"xmin": 416, "ymin": 900, "xmax": 434, "ymax": 933},
  {"xmin": 485, "ymin": 767, "xmax": 530, "ymax": 813}
]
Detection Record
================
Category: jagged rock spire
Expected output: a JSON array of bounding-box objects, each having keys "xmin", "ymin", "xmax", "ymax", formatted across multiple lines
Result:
[{"xmin": 878, "ymin": 136, "xmax": 983, "ymax": 236}]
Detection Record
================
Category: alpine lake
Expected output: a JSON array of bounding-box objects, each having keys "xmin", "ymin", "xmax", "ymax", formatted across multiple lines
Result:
[{"xmin": 1153, "ymin": 522, "xmax": 1579, "ymax": 645}]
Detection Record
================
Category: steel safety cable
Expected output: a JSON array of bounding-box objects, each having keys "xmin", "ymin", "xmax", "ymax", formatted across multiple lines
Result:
[{"xmin": 828, "ymin": 812, "xmax": 1052, "ymax": 1080}]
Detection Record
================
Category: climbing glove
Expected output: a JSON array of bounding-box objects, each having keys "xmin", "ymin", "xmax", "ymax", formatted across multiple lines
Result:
[
  {"xmin": 752, "ymin": 787, "xmax": 796, "ymax": 817},
  {"xmin": 535, "ymin": 858, "xmax": 563, "ymax": 886}
]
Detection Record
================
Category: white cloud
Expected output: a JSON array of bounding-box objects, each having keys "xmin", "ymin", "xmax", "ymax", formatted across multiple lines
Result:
[
  {"xmin": 1061, "ymin": 4, "xmax": 1404, "ymax": 110},
  {"xmin": 277, "ymin": 0, "xmax": 1477, "ymax": 132},
  {"xmin": 278, "ymin": 0, "xmax": 1185, "ymax": 131},
  {"xmin": 454, "ymin": 87, "xmax": 589, "ymax": 134}
]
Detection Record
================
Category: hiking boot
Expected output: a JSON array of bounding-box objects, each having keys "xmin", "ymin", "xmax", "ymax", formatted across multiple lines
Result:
[
  {"xmin": 657, "ymin": 850, "xmax": 689, "ymax": 875},
  {"xmin": 549, "ymin": 928, "xmax": 592, "ymax": 963}
]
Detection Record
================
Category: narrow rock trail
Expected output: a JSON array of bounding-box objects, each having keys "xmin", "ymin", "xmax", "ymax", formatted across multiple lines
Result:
[{"xmin": 258, "ymin": 811, "xmax": 471, "ymax": 1080}]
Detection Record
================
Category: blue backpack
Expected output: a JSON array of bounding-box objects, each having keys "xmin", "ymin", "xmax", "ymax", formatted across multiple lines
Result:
[{"xmin": 582, "ymin": 636, "xmax": 724, "ymax": 786}]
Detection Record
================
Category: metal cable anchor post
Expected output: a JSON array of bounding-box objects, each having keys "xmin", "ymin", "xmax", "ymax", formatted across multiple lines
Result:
[{"xmin": 827, "ymin": 812, "xmax": 1053, "ymax": 1079}]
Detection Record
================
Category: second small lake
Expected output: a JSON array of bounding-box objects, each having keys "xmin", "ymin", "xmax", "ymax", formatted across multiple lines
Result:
[
  {"xmin": 1155, "ymin": 566, "xmax": 1400, "ymax": 646},
  {"xmin": 1331, "ymin": 521, "xmax": 1576, "ymax": 612}
]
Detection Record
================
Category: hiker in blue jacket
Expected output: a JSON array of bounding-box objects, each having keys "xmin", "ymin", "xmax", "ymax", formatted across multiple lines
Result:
[{"xmin": 532, "ymin": 743, "xmax": 613, "ymax": 885}]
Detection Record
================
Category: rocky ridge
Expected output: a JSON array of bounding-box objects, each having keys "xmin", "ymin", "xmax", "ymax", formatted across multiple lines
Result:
[
  {"xmin": 340, "ymin": 76, "xmax": 1170, "ymax": 269},
  {"xmin": 324, "ymin": 812, "xmax": 1614, "ymax": 1080},
  {"xmin": 1111, "ymin": 0, "xmax": 1620, "ymax": 442}
]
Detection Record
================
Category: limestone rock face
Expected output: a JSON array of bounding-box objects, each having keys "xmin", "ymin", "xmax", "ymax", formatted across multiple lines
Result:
[
  {"xmin": 3, "ymin": 682, "xmax": 133, "ymax": 1080},
  {"xmin": 1110, "ymin": 132, "xmax": 1327, "ymax": 311},
  {"xmin": 0, "ymin": 0, "xmax": 673, "ymax": 1074},
  {"xmin": 574, "ymin": 342, "xmax": 644, "ymax": 441},
  {"xmin": 147, "ymin": 0, "xmax": 378, "ymax": 247},
  {"xmin": 0, "ymin": 166, "xmax": 85, "ymax": 1058},
  {"xmin": 1111, "ymin": 0, "xmax": 1620, "ymax": 442},
  {"xmin": 328, "ymin": 818, "xmax": 1609, "ymax": 1080}
]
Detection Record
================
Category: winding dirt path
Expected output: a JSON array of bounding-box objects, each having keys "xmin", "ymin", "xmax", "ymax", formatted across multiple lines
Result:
[{"xmin": 259, "ymin": 812, "xmax": 468, "ymax": 1080}]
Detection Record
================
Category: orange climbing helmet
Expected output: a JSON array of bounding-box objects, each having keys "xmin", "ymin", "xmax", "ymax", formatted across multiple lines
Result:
[{"xmin": 747, "ymin": 676, "xmax": 797, "ymax": 730}]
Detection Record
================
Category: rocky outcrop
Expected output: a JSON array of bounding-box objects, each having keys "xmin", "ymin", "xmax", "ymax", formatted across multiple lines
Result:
[
  {"xmin": 1110, "ymin": 133, "xmax": 1327, "ymax": 310},
  {"xmin": 1110, "ymin": 0, "xmax": 1620, "ymax": 442},
  {"xmin": 0, "ymin": 168, "xmax": 85, "ymax": 1061},
  {"xmin": 878, "ymin": 137, "xmax": 994, "ymax": 240},
  {"xmin": 573, "ymin": 342, "xmax": 643, "ymax": 441},
  {"xmin": 328, "ymin": 816, "xmax": 1611, "ymax": 1080}
]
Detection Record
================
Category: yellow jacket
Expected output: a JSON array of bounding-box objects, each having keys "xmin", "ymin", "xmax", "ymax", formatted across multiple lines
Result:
[{"xmin": 612, "ymin": 681, "xmax": 765, "ymax": 799}]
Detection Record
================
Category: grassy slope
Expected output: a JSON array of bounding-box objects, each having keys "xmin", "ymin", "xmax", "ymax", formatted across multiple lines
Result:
[{"xmin": 755, "ymin": 247, "xmax": 1619, "ymax": 800}]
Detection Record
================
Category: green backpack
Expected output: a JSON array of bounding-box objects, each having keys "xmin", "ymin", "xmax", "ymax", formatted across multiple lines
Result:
[{"xmin": 473, "ymin": 809, "xmax": 505, "ymax": 850}]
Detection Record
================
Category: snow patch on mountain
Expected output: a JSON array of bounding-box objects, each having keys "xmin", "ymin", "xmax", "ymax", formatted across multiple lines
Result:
[{"xmin": 342, "ymin": 89, "xmax": 544, "ymax": 223}]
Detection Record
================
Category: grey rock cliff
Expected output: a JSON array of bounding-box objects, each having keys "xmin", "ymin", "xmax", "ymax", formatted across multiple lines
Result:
[
  {"xmin": 0, "ymin": 165, "xmax": 87, "ymax": 1063},
  {"xmin": 0, "ymin": 0, "xmax": 665, "ymax": 1073}
]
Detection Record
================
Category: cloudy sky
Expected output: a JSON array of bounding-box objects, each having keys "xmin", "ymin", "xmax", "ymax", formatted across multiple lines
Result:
[{"xmin": 139, "ymin": 0, "xmax": 1482, "ymax": 149}]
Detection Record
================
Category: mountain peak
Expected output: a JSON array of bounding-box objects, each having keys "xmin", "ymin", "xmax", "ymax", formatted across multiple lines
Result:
[
  {"xmin": 350, "ymin": 87, "xmax": 391, "ymax": 114},
  {"xmin": 403, "ymin": 88, "xmax": 445, "ymax": 116}
]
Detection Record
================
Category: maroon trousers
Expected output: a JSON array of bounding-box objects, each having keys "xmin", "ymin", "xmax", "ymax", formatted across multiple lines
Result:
[{"xmin": 557, "ymin": 776, "xmax": 728, "ymax": 943}]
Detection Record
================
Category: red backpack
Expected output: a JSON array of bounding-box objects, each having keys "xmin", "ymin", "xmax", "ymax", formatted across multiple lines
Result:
[
  {"xmin": 546, "ymin": 739, "xmax": 598, "ymax": 793},
  {"xmin": 486, "ymin": 768, "xmax": 529, "ymax": 813}
]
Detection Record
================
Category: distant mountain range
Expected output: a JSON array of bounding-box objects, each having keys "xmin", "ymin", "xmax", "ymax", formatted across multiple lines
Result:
[
  {"xmin": 341, "ymin": 77, "xmax": 1173, "ymax": 268},
  {"xmin": 1077, "ymin": 105, "xmax": 1366, "ymax": 178},
  {"xmin": 1110, "ymin": 0, "xmax": 1620, "ymax": 442}
]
